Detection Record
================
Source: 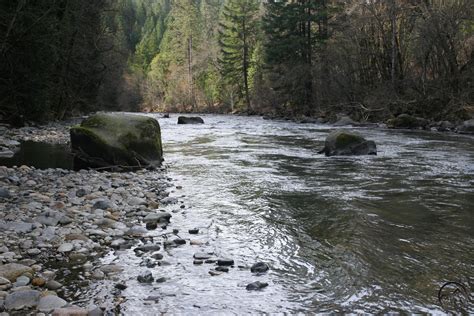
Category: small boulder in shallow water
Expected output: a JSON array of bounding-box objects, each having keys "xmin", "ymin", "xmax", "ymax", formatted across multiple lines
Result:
[
  {"xmin": 177, "ymin": 116, "xmax": 204, "ymax": 124},
  {"xmin": 246, "ymin": 281, "xmax": 268, "ymax": 291},
  {"xmin": 137, "ymin": 271, "xmax": 154, "ymax": 283},
  {"xmin": 318, "ymin": 130, "xmax": 376, "ymax": 156},
  {"xmin": 250, "ymin": 262, "xmax": 269, "ymax": 273}
]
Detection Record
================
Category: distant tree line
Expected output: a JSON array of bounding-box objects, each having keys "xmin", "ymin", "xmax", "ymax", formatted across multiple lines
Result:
[{"xmin": 1, "ymin": 0, "xmax": 472, "ymax": 124}]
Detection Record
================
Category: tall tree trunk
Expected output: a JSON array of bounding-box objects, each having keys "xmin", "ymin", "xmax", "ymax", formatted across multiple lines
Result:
[
  {"xmin": 242, "ymin": 19, "xmax": 251, "ymax": 114},
  {"xmin": 187, "ymin": 35, "xmax": 195, "ymax": 111}
]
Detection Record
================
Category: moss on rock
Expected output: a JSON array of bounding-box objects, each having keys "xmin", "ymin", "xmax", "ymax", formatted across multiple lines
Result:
[
  {"xmin": 320, "ymin": 130, "xmax": 377, "ymax": 156},
  {"xmin": 70, "ymin": 113, "xmax": 163, "ymax": 168}
]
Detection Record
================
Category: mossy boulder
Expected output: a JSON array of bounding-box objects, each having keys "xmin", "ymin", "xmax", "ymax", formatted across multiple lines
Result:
[
  {"xmin": 70, "ymin": 113, "xmax": 163, "ymax": 168},
  {"xmin": 319, "ymin": 130, "xmax": 377, "ymax": 156},
  {"xmin": 177, "ymin": 116, "xmax": 204, "ymax": 124},
  {"xmin": 387, "ymin": 114, "xmax": 428, "ymax": 129}
]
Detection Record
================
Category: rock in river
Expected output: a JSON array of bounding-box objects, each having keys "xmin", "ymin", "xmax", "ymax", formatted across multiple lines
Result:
[
  {"xmin": 137, "ymin": 271, "xmax": 154, "ymax": 283},
  {"xmin": 318, "ymin": 130, "xmax": 376, "ymax": 156},
  {"xmin": 246, "ymin": 281, "xmax": 269, "ymax": 291},
  {"xmin": 177, "ymin": 116, "xmax": 204, "ymax": 124},
  {"xmin": 70, "ymin": 113, "xmax": 163, "ymax": 168},
  {"xmin": 250, "ymin": 262, "xmax": 269, "ymax": 273}
]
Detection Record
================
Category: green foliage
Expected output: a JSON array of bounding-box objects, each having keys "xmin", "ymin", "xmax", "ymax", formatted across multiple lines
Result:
[{"xmin": 218, "ymin": 0, "xmax": 260, "ymax": 112}]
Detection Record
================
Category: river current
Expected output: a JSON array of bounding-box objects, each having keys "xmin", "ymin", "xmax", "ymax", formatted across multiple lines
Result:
[{"xmin": 111, "ymin": 114, "xmax": 473, "ymax": 314}]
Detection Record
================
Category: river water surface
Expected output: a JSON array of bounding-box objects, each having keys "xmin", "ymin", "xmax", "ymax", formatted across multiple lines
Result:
[{"xmin": 79, "ymin": 114, "xmax": 471, "ymax": 314}]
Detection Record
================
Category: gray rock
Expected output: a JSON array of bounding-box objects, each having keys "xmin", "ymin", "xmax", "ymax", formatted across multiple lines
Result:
[
  {"xmin": 135, "ymin": 244, "xmax": 160, "ymax": 252},
  {"xmin": 143, "ymin": 212, "xmax": 172, "ymax": 224},
  {"xmin": 318, "ymin": 130, "xmax": 377, "ymax": 156},
  {"xmin": 217, "ymin": 258, "xmax": 234, "ymax": 266},
  {"xmin": 246, "ymin": 281, "xmax": 268, "ymax": 291},
  {"xmin": 45, "ymin": 280, "xmax": 63, "ymax": 291},
  {"xmin": 125, "ymin": 226, "xmax": 147, "ymax": 237},
  {"xmin": 91, "ymin": 270, "xmax": 105, "ymax": 280},
  {"xmin": 92, "ymin": 200, "xmax": 114, "ymax": 210},
  {"xmin": 51, "ymin": 306, "xmax": 88, "ymax": 316},
  {"xmin": 0, "ymin": 277, "xmax": 10, "ymax": 286},
  {"xmin": 387, "ymin": 114, "xmax": 428, "ymax": 129},
  {"xmin": 38, "ymin": 295, "xmax": 67, "ymax": 312},
  {"xmin": 99, "ymin": 264, "xmax": 123, "ymax": 274},
  {"xmin": 250, "ymin": 262, "xmax": 270, "ymax": 273},
  {"xmin": 27, "ymin": 248, "xmax": 41, "ymax": 256},
  {"xmin": 137, "ymin": 271, "xmax": 154, "ymax": 284},
  {"xmin": 57, "ymin": 243, "xmax": 74, "ymax": 253},
  {"xmin": 0, "ymin": 150, "xmax": 14, "ymax": 158},
  {"xmin": 36, "ymin": 211, "xmax": 61, "ymax": 226},
  {"xmin": 4, "ymin": 290, "xmax": 41, "ymax": 310},
  {"xmin": 8, "ymin": 221, "xmax": 33, "ymax": 233},
  {"xmin": 193, "ymin": 252, "xmax": 212, "ymax": 260},
  {"xmin": 0, "ymin": 188, "xmax": 11, "ymax": 199},
  {"xmin": 128, "ymin": 197, "xmax": 147, "ymax": 206},
  {"xmin": 14, "ymin": 276, "xmax": 30, "ymax": 287}
]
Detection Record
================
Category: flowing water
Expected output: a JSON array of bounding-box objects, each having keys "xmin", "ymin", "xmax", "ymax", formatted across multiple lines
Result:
[
  {"xmin": 4, "ymin": 114, "xmax": 472, "ymax": 313},
  {"xmin": 113, "ymin": 114, "xmax": 473, "ymax": 314}
]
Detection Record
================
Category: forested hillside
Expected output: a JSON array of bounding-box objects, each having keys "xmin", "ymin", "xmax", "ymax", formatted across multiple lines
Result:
[{"xmin": 1, "ymin": 0, "xmax": 472, "ymax": 124}]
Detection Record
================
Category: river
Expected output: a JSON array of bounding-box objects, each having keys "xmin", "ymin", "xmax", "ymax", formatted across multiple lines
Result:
[{"xmin": 103, "ymin": 114, "xmax": 472, "ymax": 314}]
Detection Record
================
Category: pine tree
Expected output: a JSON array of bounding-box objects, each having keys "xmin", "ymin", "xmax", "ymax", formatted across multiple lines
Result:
[{"xmin": 219, "ymin": 0, "xmax": 259, "ymax": 113}]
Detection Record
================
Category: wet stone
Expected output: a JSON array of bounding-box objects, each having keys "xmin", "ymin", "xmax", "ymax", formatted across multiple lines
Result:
[
  {"xmin": 217, "ymin": 258, "xmax": 234, "ymax": 266},
  {"xmin": 115, "ymin": 283, "xmax": 127, "ymax": 290},
  {"xmin": 193, "ymin": 260, "xmax": 203, "ymax": 265},
  {"xmin": 215, "ymin": 266, "xmax": 229, "ymax": 273},
  {"xmin": 145, "ymin": 222, "xmax": 157, "ymax": 230},
  {"xmin": 0, "ymin": 188, "xmax": 11, "ymax": 199},
  {"xmin": 151, "ymin": 253, "xmax": 163, "ymax": 260},
  {"xmin": 92, "ymin": 200, "xmax": 114, "ymax": 210},
  {"xmin": 14, "ymin": 276, "xmax": 30, "ymax": 287},
  {"xmin": 156, "ymin": 277, "xmax": 166, "ymax": 283},
  {"xmin": 250, "ymin": 262, "xmax": 270, "ymax": 274},
  {"xmin": 135, "ymin": 244, "xmax": 161, "ymax": 252},
  {"xmin": 246, "ymin": 281, "xmax": 269, "ymax": 291},
  {"xmin": 137, "ymin": 271, "xmax": 154, "ymax": 284},
  {"xmin": 208, "ymin": 270, "xmax": 222, "ymax": 276},
  {"xmin": 173, "ymin": 239, "xmax": 186, "ymax": 245},
  {"xmin": 193, "ymin": 252, "xmax": 213, "ymax": 260},
  {"xmin": 188, "ymin": 228, "xmax": 199, "ymax": 234}
]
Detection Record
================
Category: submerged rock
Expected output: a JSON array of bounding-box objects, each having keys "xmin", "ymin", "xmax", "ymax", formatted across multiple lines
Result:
[
  {"xmin": 177, "ymin": 116, "xmax": 204, "ymax": 124},
  {"xmin": 318, "ymin": 130, "xmax": 377, "ymax": 156},
  {"xmin": 70, "ymin": 113, "xmax": 163, "ymax": 168}
]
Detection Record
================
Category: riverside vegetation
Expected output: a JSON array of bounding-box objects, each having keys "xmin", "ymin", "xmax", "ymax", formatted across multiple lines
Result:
[{"xmin": 0, "ymin": 1, "xmax": 472, "ymax": 124}]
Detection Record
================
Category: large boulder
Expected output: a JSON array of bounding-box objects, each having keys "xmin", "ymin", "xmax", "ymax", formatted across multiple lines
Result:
[
  {"xmin": 177, "ymin": 116, "xmax": 204, "ymax": 124},
  {"xmin": 319, "ymin": 130, "xmax": 377, "ymax": 156},
  {"xmin": 70, "ymin": 113, "xmax": 163, "ymax": 168},
  {"xmin": 387, "ymin": 114, "xmax": 428, "ymax": 129}
]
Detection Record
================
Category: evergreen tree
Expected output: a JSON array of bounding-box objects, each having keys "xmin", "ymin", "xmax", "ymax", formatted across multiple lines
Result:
[{"xmin": 219, "ymin": 0, "xmax": 259, "ymax": 113}]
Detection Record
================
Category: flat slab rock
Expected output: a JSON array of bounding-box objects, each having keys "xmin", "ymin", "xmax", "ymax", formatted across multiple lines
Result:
[{"xmin": 5, "ymin": 290, "xmax": 41, "ymax": 310}]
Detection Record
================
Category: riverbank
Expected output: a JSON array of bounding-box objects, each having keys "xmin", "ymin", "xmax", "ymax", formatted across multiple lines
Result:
[{"xmin": 0, "ymin": 121, "xmax": 182, "ymax": 314}]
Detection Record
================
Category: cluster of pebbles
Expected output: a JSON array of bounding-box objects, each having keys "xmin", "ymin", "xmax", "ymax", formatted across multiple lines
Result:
[{"xmin": 0, "ymin": 163, "xmax": 175, "ymax": 315}]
